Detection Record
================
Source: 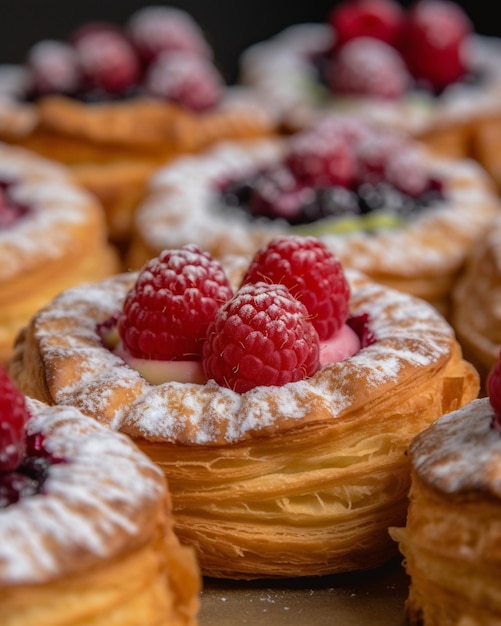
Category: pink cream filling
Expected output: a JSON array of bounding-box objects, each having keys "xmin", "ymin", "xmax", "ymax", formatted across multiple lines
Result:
[
  {"xmin": 319, "ymin": 323, "xmax": 361, "ymax": 366},
  {"xmin": 114, "ymin": 322, "xmax": 361, "ymax": 385}
]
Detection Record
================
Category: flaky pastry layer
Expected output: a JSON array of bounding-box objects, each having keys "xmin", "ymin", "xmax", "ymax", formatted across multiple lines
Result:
[
  {"xmin": 0, "ymin": 400, "xmax": 200, "ymax": 626},
  {"xmin": 390, "ymin": 398, "xmax": 501, "ymax": 625},
  {"xmin": 8, "ymin": 268, "xmax": 479, "ymax": 578}
]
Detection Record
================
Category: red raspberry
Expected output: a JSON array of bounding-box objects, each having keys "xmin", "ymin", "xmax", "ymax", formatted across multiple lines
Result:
[
  {"xmin": 127, "ymin": 6, "xmax": 212, "ymax": 64},
  {"xmin": 144, "ymin": 51, "xmax": 223, "ymax": 111},
  {"xmin": 329, "ymin": 0, "xmax": 405, "ymax": 50},
  {"xmin": 203, "ymin": 283, "xmax": 320, "ymax": 393},
  {"xmin": 117, "ymin": 244, "xmax": 233, "ymax": 360},
  {"xmin": 400, "ymin": 0, "xmax": 472, "ymax": 91},
  {"xmin": 285, "ymin": 127, "xmax": 357, "ymax": 188},
  {"xmin": 328, "ymin": 37, "xmax": 411, "ymax": 99},
  {"xmin": 356, "ymin": 131, "xmax": 408, "ymax": 184},
  {"xmin": 240, "ymin": 236, "xmax": 350, "ymax": 341},
  {"xmin": 73, "ymin": 25, "xmax": 140, "ymax": 95},
  {"xmin": 26, "ymin": 40, "xmax": 82, "ymax": 96},
  {"xmin": 487, "ymin": 352, "xmax": 501, "ymax": 421},
  {"xmin": 0, "ymin": 186, "xmax": 29, "ymax": 228},
  {"xmin": 0, "ymin": 365, "xmax": 30, "ymax": 473}
]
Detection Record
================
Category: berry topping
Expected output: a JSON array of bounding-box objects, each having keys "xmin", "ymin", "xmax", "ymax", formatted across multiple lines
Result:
[
  {"xmin": 0, "ymin": 365, "xmax": 30, "ymax": 473},
  {"xmin": 144, "ymin": 51, "xmax": 223, "ymax": 111},
  {"xmin": 346, "ymin": 312, "xmax": 377, "ymax": 348},
  {"xmin": 127, "ymin": 5, "xmax": 212, "ymax": 64},
  {"xmin": 285, "ymin": 127, "xmax": 357, "ymax": 187},
  {"xmin": 0, "ymin": 182, "xmax": 29, "ymax": 228},
  {"xmin": 400, "ymin": 0, "xmax": 472, "ymax": 91},
  {"xmin": 26, "ymin": 40, "xmax": 82, "ymax": 97},
  {"xmin": 117, "ymin": 244, "xmax": 233, "ymax": 360},
  {"xmin": 202, "ymin": 282, "xmax": 320, "ymax": 393},
  {"xmin": 328, "ymin": 37, "xmax": 411, "ymax": 99},
  {"xmin": 73, "ymin": 26, "xmax": 141, "ymax": 95},
  {"xmin": 329, "ymin": 0, "xmax": 405, "ymax": 50},
  {"xmin": 240, "ymin": 236, "xmax": 350, "ymax": 341},
  {"xmin": 487, "ymin": 352, "xmax": 501, "ymax": 426}
]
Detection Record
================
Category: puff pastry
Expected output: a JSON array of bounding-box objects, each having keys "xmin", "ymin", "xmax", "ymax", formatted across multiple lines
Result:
[
  {"xmin": 8, "ymin": 267, "xmax": 479, "ymax": 579},
  {"xmin": 239, "ymin": 20, "xmax": 501, "ymax": 160},
  {"xmin": 0, "ymin": 141, "xmax": 120, "ymax": 363},
  {"xmin": 0, "ymin": 398, "xmax": 200, "ymax": 626},
  {"xmin": 126, "ymin": 132, "xmax": 501, "ymax": 316},
  {"xmin": 390, "ymin": 397, "xmax": 501, "ymax": 625}
]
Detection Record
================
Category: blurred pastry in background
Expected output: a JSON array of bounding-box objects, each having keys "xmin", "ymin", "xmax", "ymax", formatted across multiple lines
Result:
[
  {"xmin": 126, "ymin": 114, "xmax": 500, "ymax": 316},
  {"xmin": 239, "ymin": 0, "xmax": 501, "ymax": 161},
  {"xmin": 0, "ymin": 141, "xmax": 120, "ymax": 363},
  {"xmin": 0, "ymin": 5, "xmax": 278, "ymax": 249}
]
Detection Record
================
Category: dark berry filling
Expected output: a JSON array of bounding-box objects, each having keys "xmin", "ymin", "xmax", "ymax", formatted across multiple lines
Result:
[
  {"xmin": 219, "ymin": 166, "xmax": 445, "ymax": 231},
  {"xmin": 0, "ymin": 432, "xmax": 66, "ymax": 508},
  {"xmin": 0, "ymin": 180, "xmax": 30, "ymax": 228},
  {"xmin": 347, "ymin": 312, "xmax": 377, "ymax": 348}
]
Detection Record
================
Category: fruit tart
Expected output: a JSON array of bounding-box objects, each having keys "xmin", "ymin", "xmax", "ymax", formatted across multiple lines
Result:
[
  {"xmin": 239, "ymin": 0, "xmax": 501, "ymax": 160},
  {"xmin": 126, "ymin": 114, "xmax": 500, "ymax": 316},
  {"xmin": 0, "ymin": 141, "xmax": 120, "ymax": 364},
  {"xmin": 390, "ymin": 353, "xmax": 501, "ymax": 625},
  {"xmin": 0, "ymin": 6, "xmax": 277, "ymax": 246},
  {"xmin": 8, "ymin": 236, "xmax": 479, "ymax": 580},
  {"xmin": 451, "ymin": 212, "xmax": 501, "ymax": 387},
  {"xmin": 0, "ymin": 364, "xmax": 200, "ymax": 626}
]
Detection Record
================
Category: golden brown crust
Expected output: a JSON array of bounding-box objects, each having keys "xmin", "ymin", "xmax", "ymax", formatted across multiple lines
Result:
[
  {"xmin": 0, "ymin": 142, "xmax": 120, "ymax": 363},
  {"xmin": 0, "ymin": 91, "xmax": 277, "ymax": 245},
  {"xmin": 451, "ymin": 214, "xmax": 501, "ymax": 387},
  {"xmin": 390, "ymin": 398, "xmax": 501, "ymax": 625},
  {"xmin": 0, "ymin": 399, "xmax": 200, "ymax": 626},
  {"xmin": 8, "ymin": 267, "xmax": 479, "ymax": 579}
]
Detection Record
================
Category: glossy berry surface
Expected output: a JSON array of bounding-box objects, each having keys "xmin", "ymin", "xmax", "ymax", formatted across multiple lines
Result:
[
  {"xmin": 400, "ymin": 0, "xmax": 472, "ymax": 91},
  {"xmin": 0, "ymin": 365, "xmax": 30, "ymax": 473},
  {"xmin": 203, "ymin": 282, "xmax": 320, "ymax": 393},
  {"xmin": 241, "ymin": 236, "xmax": 350, "ymax": 341},
  {"xmin": 329, "ymin": 0, "xmax": 405, "ymax": 50},
  {"xmin": 117, "ymin": 244, "xmax": 233, "ymax": 360}
]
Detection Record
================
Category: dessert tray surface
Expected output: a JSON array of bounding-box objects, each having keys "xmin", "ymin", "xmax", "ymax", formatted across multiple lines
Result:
[{"xmin": 199, "ymin": 557, "xmax": 408, "ymax": 625}]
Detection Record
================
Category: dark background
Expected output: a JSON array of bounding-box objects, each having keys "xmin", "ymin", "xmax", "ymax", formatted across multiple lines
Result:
[{"xmin": 0, "ymin": 1, "xmax": 496, "ymax": 84}]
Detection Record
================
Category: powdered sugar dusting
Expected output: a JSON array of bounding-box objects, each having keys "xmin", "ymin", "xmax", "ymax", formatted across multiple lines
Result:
[
  {"xmin": 409, "ymin": 397, "xmax": 501, "ymax": 498},
  {"xmin": 0, "ymin": 399, "xmax": 166, "ymax": 584},
  {"xmin": 26, "ymin": 268, "xmax": 455, "ymax": 445}
]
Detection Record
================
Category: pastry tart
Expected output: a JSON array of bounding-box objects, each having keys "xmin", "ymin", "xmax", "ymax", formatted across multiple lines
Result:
[
  {"xmin": 390, "ymin": 355, "xmax": 501, "ymax": 625},
  {"xmin": 0, "ymin": 6, "xmax": 277, "ymax": 246},
  {"xmin": 126, "ymin": 115, "xmax": 501, "ymax": 315},
  {"xmin": 0, "ymin": 141, "xmax": 120, "ymax": 364},
  {"xmin": 238, "ymin": 0, "xmax": 501, "ymax": 160},
  {"xmin": 0, "ymin": 367, "xmax": 200, "ymax": 626},
  {"xmin": 451, "ymin": 213, "xmax": 501, "ymax": 386},
  {"xmin": 8, "ymin": 237, "xmax": 479, "ymax": 580}
]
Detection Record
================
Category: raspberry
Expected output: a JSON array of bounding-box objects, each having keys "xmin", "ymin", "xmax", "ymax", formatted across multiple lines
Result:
[
  {"xmin": 73, "ymin": 26, "xmax": 140, "ymax": 95},
  {"xmin": 144, "ymin": 51, "xmax": 223, "ymax": 111},
  {"xmin": 400, "ymin": 0, "xmax": 472, "ymax": 91},
  {"xmin": 240, "ymin": 236, "xmax": 350, "ymax": 341},
  {"xmin": 0, "ymin": 365, "xmax": 30, "ymax": 473},
  {"xmin": 329, "ymin": 0, "xmax": 405, "ymax": 50},
  {"xmin": 127, "ymin": 6, "xmax": 212, "ymax": 64},
  {"xmin": 356, "ymin": 131, "xmax": 408, "ymax": 184},
  {"xmin": 0, "ymin": 185, "xmax": 29, "ymax": 228},
  {"xmin": 328, "ymin": 37, "xmax": 411, "ymax": 99},
  {"xmin": 203, "ymin": 283, "xmax": 320, "ymax": 393},
  {"xmin": 117, "ymin": 244, "xmax": 233, "ymax": 360},
  {"xmin": 26, "ymin": 40, "xmax": 82, "ymax": 96},
  {"xmin": 285, "ymin": 127, "xmax": 357, "ymax": 188},
  {"xmin": 487, "ymin": 353, "xmax": 501, "ymax": 420}
]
